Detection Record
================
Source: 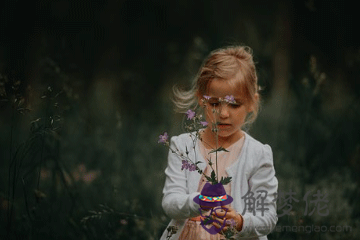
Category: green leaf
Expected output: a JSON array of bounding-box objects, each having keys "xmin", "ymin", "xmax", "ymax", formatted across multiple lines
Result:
[
  {"xmin": 204, "ymin": 171, "xmax": 218, "ymax": 184},
  {"xmin": 205, "ymin": 175, "xmax": 213, "ymax": 182},
  {"xmin": 211, "ymin": 170, "xmax": 216, "ymax": 181},
  {"xmin": 220, "ymin": 176, "xmax": 232, "ymax": 185},
  {"xmin": 208, "ymin": 147, "xmax": 229, "ymax": 154},
  {"xmin": 224, "ymin": 228, "xmax": 235, "ymax": 239}
]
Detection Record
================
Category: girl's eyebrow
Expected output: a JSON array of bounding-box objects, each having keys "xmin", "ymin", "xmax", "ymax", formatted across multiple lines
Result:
[{"xmin": 205, "ymin": 96, "xmax": 243, "ymax": 103}]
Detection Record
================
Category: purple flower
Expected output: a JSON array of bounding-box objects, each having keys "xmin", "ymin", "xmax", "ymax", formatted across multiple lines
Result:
[
  {"xmin": 224, "ymin": 95, "xmax": 235, "ymax": 103},
  {"xmin": 181, "ymin": 160, "xmax": 189, "ymax": 170},
  {"xmin": 226, "ymin": 219, "xmax": 237, "ymax": 228},
  {"xmin": 186, "ymin": 109, "xmax": 196, "ymax": 120},
  {"xmin": 181, "ymin": 160, "xmax": 197, "ymax": 171},
  {"xmin": 200, "ymin": 121, "xmax": 208, "ymax": 127},
  {"xmin": 189, "ymin": 164, "xmax": 197, "ymax": 171},
  {"xmin": 120, "ymin": 219, "xmax": 128, "ymax": 225},
  {"xmin": 158, "ymin": 132, "xmax": 169, "ymax": 144},
  {"xmin": 203, "ymin": 95, "xmax": 211, "ymax": 100}
]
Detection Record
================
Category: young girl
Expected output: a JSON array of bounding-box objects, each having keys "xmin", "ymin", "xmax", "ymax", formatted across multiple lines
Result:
[{"xmin": 160, "ymin": 46, "xmax": 278, "ymax": 240}]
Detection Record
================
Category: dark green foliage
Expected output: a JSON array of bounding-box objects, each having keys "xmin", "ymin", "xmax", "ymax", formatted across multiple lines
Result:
[
  {"xmin": 0, "ymin": 1, "xmax": 359, "ymax": 239},
  {"xmin": 220, "ymin": 177, "xmax": 232, "ymax": 186},
  {"xmin": 205, "ymin": 170, "xmax": 217, "ymax": 185}
]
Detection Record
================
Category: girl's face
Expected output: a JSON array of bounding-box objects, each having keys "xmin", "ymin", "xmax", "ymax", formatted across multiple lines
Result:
[{"xmin": 200, "ymin": 79, "xmax": 253, "ymax": 141}]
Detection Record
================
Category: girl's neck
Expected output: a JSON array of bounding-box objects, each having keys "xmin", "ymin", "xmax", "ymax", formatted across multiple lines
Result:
[{"xmin": 200, "ymin": 128, "xmax": 244, "ymax": 150}]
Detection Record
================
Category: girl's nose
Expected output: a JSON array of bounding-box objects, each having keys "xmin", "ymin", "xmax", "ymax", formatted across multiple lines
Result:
[{"xmin": 219, "ymin": 105, "xmax": 229, "ymax": 118}]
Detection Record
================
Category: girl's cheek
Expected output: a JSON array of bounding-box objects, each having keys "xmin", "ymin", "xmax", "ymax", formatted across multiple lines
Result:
[{"xmin": 206, "ymin": 113, "xmax": 215, "ymax": 122}]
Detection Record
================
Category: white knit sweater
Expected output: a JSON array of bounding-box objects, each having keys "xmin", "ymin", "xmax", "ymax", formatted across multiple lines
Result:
[{"xmin": 160, "ymin": 131, "xmax": 278, "ymax": 240}]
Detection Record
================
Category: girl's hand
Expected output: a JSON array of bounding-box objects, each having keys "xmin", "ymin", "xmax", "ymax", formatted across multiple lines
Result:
[
  {"xmin": 211, "ymin": 206, "xmax": 243, "ymax": 232},
  {"xmin": 200, "ymin": 205, "xmax": 213, "ymax": 211}
]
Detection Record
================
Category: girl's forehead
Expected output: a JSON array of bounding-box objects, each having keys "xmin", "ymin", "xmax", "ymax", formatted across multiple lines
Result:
[{"xmin": 207, "ymin": 79, "xmax": 242, "ymax": 98}]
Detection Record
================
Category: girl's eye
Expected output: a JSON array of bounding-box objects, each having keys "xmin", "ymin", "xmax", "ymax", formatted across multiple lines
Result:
[
  {"xmin": 230, "ymin": 103, "xmax": 242, "ymax": 108},
  {"xmin": 208, "ymin": 99, "xmax": 220, "ymax": 107},
  {"xmin": 207, "ymin": 102, "xmax": 242, "ymax": 108},
  {"xmin": 210, "ymin": 102, "xmax": 220, "ymax": 107}
]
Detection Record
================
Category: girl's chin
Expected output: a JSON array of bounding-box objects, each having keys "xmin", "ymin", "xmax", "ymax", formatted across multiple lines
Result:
[
  {"xmin": 217, "ymin": 129, "xmax": 242, "ymax": 138},
  {"xmin": 217, "ymin": 130, "xmax": 234, "ymax": 138}
]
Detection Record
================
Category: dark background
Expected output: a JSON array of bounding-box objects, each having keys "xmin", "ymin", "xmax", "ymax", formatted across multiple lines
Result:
[{"xmin": 1, "ymin": 0, "xmax": 359, "ymax": 239}]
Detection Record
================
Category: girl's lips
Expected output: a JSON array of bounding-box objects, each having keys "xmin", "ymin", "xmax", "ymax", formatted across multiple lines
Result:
[{"xmin": 217, "ymin": 123, "xmax": 231, "ymax": 129}]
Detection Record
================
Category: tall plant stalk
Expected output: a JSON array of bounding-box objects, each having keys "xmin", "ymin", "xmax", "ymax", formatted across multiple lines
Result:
[{"xmin": 7, "ymin": 101, "xmax": 15, "ymax": 236}]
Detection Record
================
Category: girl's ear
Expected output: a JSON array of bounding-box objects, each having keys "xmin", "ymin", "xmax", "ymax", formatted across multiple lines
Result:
[
  {"xmin": 246, "ymin": 93, "xmax": 259, "ymax": 112},
  {"xmin": 197, "ymin": 93, "xmax": 204, "ymax": 107}
]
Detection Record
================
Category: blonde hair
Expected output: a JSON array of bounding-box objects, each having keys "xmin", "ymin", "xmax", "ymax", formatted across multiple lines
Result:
[{"xmin": 173, "ymin": 45, "xmax": 260, "ymax": 126}]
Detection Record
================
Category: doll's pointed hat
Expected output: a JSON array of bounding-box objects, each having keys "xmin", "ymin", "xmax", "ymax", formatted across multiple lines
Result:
[{"xmin": 193, "ymin": 182, "xmax": 233, "ymax": 207}]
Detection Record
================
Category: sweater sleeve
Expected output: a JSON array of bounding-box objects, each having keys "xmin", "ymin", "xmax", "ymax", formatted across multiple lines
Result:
[
  {"xmin": 236, "ymin": 144, "xmax": 278, "ymax": 239},
  {"xmin": 161, "ymin": 136, "xmax": 201, "ymax": 220}
]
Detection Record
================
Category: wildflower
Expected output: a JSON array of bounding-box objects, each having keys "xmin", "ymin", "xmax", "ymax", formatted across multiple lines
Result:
[
  {"xmin": 158, "ymin": 132, "xmax": 169, "ymax": 144},
  {"xmin": 82, "ymin": 171, "xmax": 100, "ymax": 184},
  {"xmin": 181, "ymin": 160, "xmax": 197, "ymax": 171},
  {"xmin": 203, "ymin": 95, "xmax": 211, "ymax": 100},
  {"xmin": 120, "ymin": 219, "xmax": 128, "ymax": 225},
  {"xmin": 224, "ymin": 95, "xmax": 236, "ymax": 104},
  {"xmin": 186, "ymin": 109, "xmax": 196, "ymax": 120},
  {"xmin": 78, "ymin": 164, "xmax": 87, "ymax": 173},
  {"xmin": 200, "ymin": 121, "xmax": 208, "ymax": 127},
  {"xmin": 189, "ymin": 163, "xmax": 197, "ymax": 171},
  {"xmin": 181, "ymin": 160, "xmax": 189, "ymax": 170},
  {"xmin": 226, "ymin": 218, "xmax": 237, "ymax": 228}
]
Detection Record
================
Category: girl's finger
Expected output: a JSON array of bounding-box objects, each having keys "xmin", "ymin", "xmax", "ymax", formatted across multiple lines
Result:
[
  {"xmin": 215, "ymin": 217, "xmax": 225, "ymax": 225},
  {"xmin": 214, "ymin": 212, "xmax": 234, "ymax": 221},
  {"xmin": 212, "ymin": 221, "xmax": 222, "ymax": 229},
  {"xmin": 212, "ymin": 208, "xmax": 229, "ymax": 218}
]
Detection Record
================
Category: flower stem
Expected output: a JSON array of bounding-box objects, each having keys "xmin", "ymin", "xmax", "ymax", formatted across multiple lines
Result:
[
  {"xmin": 168, "ymin": 144, "xmax": 211, "ymax": 180},
  {"xmin": 189, "ymin": 131, "xmax": 216, "ymax": 174},
  {"xmin": 215, "ymin": 128, "xmax": 219, "ymax": 183},
  {"xmin": 212, "ymin": 107, "xmax": 219, "ymax": 183}
]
